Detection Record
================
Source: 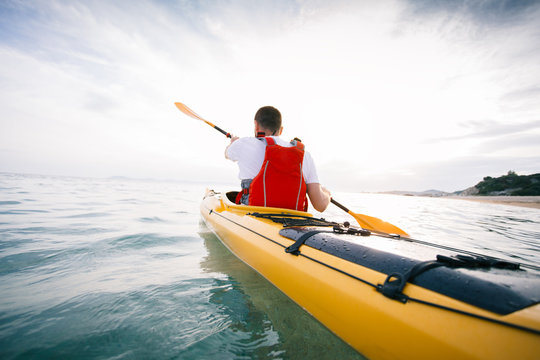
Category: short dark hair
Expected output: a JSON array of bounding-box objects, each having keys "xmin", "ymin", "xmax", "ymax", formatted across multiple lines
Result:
[{"xmin": 254, "ymin": 106, "xmax": 281, "ymax": 133}]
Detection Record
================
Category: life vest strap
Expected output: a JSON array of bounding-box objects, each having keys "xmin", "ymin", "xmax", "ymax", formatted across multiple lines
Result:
[{"xmin": 265, "ymin": 137, "xmax": 276, "ymax": 146}]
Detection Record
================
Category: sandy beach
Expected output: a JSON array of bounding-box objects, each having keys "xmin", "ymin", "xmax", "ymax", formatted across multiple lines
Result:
[{"xmin": 445, "ymin": 196, "xmax": 540, "ymax": 209}]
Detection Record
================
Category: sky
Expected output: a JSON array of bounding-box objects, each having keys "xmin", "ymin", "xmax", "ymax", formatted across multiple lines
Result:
[{"xmin": 1, "ymin": 0, "xmax": 539, "ymax": 192}]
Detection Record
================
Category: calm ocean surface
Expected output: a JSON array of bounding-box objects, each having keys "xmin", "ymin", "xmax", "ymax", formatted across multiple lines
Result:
[{"xmin": 1, "ymin": 173, "xmax": 539, "ymax": 359}]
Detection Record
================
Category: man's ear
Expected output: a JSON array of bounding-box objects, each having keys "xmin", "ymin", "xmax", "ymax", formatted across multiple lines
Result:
[{"xmin": 279, "ymin": 126, "xmax": 283, "ymax": 135}]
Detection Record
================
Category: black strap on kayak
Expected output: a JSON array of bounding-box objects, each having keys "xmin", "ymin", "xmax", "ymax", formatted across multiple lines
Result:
[
  {"xmin": 284, "ymin": 226, "xmax": 370, "ymax": 256},
  {"xmin": 285, "ymin": 230, "xmax": 325, "ymax": 255},
  {"xmin": 437, "ymin": 254, "xmax": 521, "ymax": 270},
  {"xmin": 377, "ymin": 254, "xmax": 522, "ymax": 303},
  {"xmin": 377, "ymin": 260, "xmax": 445, "ymax": 303}
]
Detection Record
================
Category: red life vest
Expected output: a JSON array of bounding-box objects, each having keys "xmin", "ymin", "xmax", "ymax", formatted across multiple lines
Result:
[{"xmin": 247, "ymin": 137, "xmax": 308, "ymax": 211}]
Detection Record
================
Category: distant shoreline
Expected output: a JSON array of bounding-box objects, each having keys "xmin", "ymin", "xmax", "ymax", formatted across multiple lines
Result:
[{"xmin": 444, "ymin": 196, "xmax": 540, "ymax": 209}]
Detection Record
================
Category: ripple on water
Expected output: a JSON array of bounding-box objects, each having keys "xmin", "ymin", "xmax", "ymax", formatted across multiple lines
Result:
[
  {"xmin": 63, "ymin": 212, "xmax": 110, "ymax": 219},
  {"xmin": 0, "ymin": 279, "xmax": 237, "ymax": 359},
  {"xmin": 106, "ymin": 233, "xmax": 189, "ymax": 250},
  {"xmin": 0, "ymin": 209, "xmax": 49, "ymax": 215},
  {"xmin": 0, "ymin": 250, "xmax": 58, "ymax": 275},
  {"xmin": 0, "ymin": 201, "xmax": 21, "ymax": 205},
  {"xmin": 138, "ymin": 216, "xmax": 166, "ymax": 223},
  {"xmin": 2, "ymin": 226, "xmax": 113, "ymax": 236}
]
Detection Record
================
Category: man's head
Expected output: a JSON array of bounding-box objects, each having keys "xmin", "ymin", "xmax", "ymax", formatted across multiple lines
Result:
[{"xmin": 254, "ymin": 106, "xmax": 283, "ymax": 136}]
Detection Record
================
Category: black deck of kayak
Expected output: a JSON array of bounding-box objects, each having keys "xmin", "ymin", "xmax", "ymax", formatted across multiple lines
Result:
[{"xmin": 280, "ymin": 227, "xmax": 540, "ymax": 315}]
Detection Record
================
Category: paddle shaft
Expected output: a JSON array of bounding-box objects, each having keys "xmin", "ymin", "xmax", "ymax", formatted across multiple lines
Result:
[
  {"xmin": 212, "ymin": 124, "xmax": 232, "ymax": 138},
  {"xmin": 331, "ymin": 199, "xmax": 350, "ymax": 213}
]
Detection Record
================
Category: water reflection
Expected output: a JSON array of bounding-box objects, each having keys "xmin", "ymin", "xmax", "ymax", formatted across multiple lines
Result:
[{"xmin": 198, "ymin": 224, "xmax": 365, "ymax": 360}]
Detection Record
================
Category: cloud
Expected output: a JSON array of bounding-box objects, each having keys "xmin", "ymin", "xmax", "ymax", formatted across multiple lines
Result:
[
  {"xmin": 475, "ymin": 132, "xmax": 540, "ymax": 153},
  {"xmin": 404, "ymin": 0, "xmax": 540, "ymax": 26},
  {"xmin": 0, "ymin": 0, "xmax": 539, "ymax": 191},
  {"xmin": 426, "ymin": 119, "xmax": 540, "ymax": 142}
]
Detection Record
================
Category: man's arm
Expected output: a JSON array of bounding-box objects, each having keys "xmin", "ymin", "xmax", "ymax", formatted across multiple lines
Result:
[
  {"xmin": 225, "ymin": 136, "xmax": 239, "ymax": 159},
  {"xmin": 307, "ymin": 183, "xmax": 331, "ymax": 212}
]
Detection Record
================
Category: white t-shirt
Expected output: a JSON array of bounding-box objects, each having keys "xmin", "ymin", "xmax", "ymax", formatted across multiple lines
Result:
[{"xmin": 226, "ymin": 136, "xmax": 320, "ymax": 184}]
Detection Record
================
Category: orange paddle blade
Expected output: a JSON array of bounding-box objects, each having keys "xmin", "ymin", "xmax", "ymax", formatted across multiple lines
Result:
[
  {"xmin": 175, "ymin": 102, "xmax": 215, "ymax": 127},
  {"xmin": 349, "ymin": 211, "xmax": 409, "ymax": 237},
  {"xmin": 331, "ymin": 198, "xmax": 409, "ymax": 237},
  {"xmin": 174, "ymin": 102, "xmax": 232, "ymax": 138}
]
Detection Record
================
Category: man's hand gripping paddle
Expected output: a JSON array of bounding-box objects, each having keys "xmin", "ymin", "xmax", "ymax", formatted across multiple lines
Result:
[{"xmin": 174, "ymin": 102, "xmax": 409, "ymax": 237}]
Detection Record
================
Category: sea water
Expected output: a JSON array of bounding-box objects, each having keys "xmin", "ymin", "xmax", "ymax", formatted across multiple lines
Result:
[{"xmin": 1, "ymin": 173, "xmax": 539, "ymax": 359}]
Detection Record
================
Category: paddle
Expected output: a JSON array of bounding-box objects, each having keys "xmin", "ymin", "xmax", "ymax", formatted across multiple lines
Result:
[
  {"xmin": 174, "ymin": 101, "xmax": 409, "ymax": 236},
  {"xmin": 175, "ymin": 102, "xmax": 232, "ymax": 138},
  {"xmin": 331, "ymin": 198, "xmax": 409, "ymax": 237}
]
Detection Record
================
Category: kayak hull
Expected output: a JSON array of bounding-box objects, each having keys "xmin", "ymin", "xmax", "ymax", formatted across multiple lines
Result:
[{"xmin": 200, "ymin": 189, "xmax": 540, "ymax": 359}]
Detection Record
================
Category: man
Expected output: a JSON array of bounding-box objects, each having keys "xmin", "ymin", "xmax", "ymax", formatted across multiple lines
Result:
[{"xmin": 225, "ymin": 106, "xmax": 331, "ymax": 212}]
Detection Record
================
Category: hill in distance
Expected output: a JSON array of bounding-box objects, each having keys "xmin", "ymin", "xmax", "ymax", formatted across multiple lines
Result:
[
  {"xmin": 383, "ymin": 171, "xmax": 540, "ymax": 197},
  {"xmin": 457, "ymin": 171, "xmax": 540, "ymax": 196}
]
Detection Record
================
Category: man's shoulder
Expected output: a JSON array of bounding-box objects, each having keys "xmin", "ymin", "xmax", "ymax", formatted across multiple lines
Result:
[
  {"xmin": 229, "ymin": 137, "xmax": 265, "ymax": 151},
  {"xmin": 230, "ymin": 137, "xmax": 256, "ymax": 145}
]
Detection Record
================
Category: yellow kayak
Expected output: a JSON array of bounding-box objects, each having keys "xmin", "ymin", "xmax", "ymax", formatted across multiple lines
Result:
[{"xmin": 200, "ymin": 189, "xmax": 540, "ymax": 359}]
